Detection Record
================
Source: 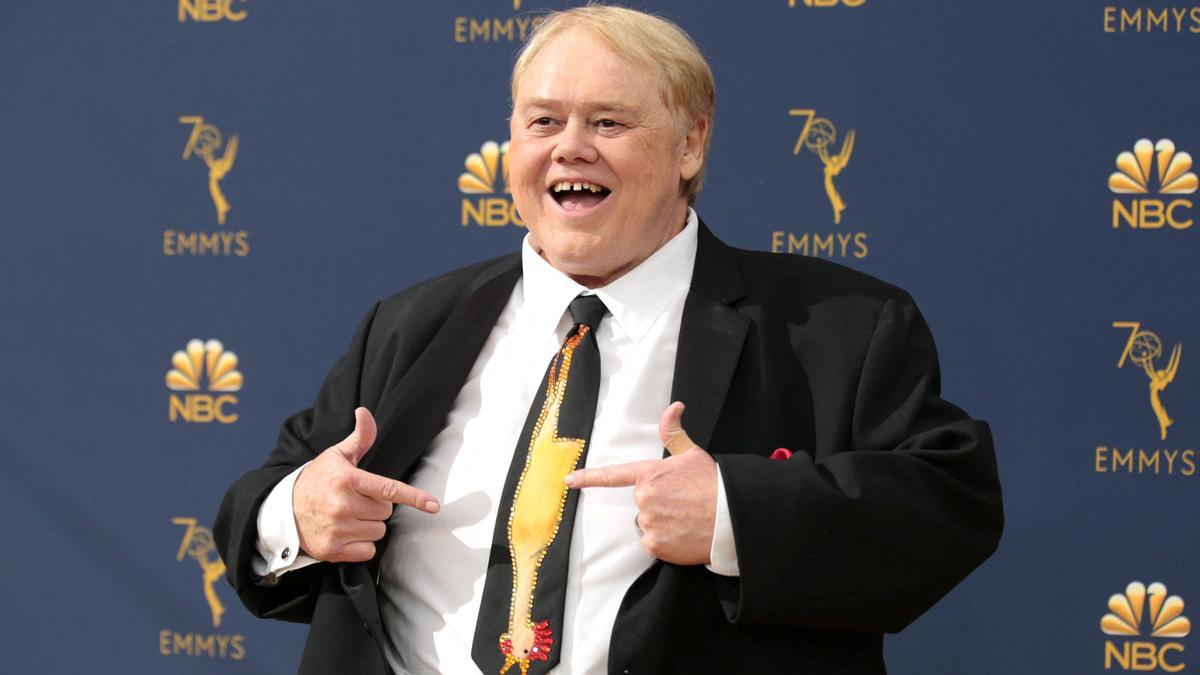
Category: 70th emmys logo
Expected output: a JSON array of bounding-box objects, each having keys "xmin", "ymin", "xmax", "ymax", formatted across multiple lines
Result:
[
  {"xmin": 166, "ymin": 339, "xmax": 243, "ymax": 424},
  {"xmin": 179, "ymin": 116, "xmax": 238, "ymax": 225},
  {"xmin": 159, "ymin": 518, "xmax": 245, "ymax": 660},
  {"xmin": 178, "ymin": 0, "xmax": 246, "ymax": 23},
  {"xmin": 459, "ymin": 140, "xmax": 524, "ymax": 227},
  {"xmin": 772, "ymin": 108, "xmax": 868, "ymax": 260},
  {"xmin": 164, "ymin": 116, "xmax": 249, "ymax": 256},
  {"xmin": 1113, "ymin": 322, "xmax": 1183, "ymax": 441},
  {"xmin": 173, "ymin": 518, "xmax": 227, "ymax": 628},
  {"xmin": 454, "ymin": 1, "xmax": 545, "ymax": 44},
  {"xmin": 791, "ymin": 109, "xmax": 855, "ymax": 224},
  {"xmin": 1103, "ymin": 6, "xmax": 1200, "ymax": 34},
  {"xmin": 1109, "ymin": 139, "xmax": 1196, "ymax": 231},
  {"xmin": 1102, "ymin": 581, "xmax": 1190, "ymax": 672}
]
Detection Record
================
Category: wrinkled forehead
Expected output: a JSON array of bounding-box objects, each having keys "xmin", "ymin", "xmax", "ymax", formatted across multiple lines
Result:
[{"xmin": 512, "ymin": 28, "xmax": 676, "ymax": 114}]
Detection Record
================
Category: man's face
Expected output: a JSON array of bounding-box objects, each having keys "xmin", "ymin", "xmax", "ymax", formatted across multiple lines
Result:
[{"xmin": 509, "ymin": 29, "xmax": 706, "ymax": 287}]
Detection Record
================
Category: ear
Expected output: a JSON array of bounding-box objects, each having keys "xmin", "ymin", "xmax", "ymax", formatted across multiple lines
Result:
[{"xmin": 678, "ymin": 117, "xmax": 709, "ymax": 182}]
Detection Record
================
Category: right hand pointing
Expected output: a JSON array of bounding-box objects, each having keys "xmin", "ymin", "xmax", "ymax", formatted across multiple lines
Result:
[{"xmin": 293, "ymin": 407, "xmax": 439, "ymax": 563}]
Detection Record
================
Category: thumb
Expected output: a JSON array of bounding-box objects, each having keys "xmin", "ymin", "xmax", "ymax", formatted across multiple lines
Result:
[
  {"xmin": 659, "ymin": 401, "xmax": 698, "ymax": 456},
  {"xmin": 334, "ymin": 407, "xmax": 377, "ymax": 465}
]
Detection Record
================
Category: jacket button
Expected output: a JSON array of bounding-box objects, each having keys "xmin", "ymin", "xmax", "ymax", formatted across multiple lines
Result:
[{"xmin": 281, "ymin": 546, "xmax": 291, "ymax": 560}]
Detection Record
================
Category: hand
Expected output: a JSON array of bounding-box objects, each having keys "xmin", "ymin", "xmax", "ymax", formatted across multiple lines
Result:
[
  {"xmin": 293, "ymin": 407, "xmax": 439, "ymax": 563},
  {"xmin": 565, "ymin": 402, "xmax": 716, "ymax": 565}
]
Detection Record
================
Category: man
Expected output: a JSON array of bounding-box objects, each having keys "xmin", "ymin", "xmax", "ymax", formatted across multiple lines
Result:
[{"xmin": 215, "ymin": 6, "xmax": 1002, "ymax": 674}]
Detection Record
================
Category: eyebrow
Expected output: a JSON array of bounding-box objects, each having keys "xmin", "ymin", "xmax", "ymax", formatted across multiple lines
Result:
[{"xmin": 516, "ymin": 98, "xmax": 637, "ymax": 114}]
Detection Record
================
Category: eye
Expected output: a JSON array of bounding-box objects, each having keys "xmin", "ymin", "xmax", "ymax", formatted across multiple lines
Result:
[
  {"xmin": 596, "ymin": 118, "xmax": 620, "ymax": 129},
  {"xmin": 532, "ymin": 116, "xmax": 555, "ymax": 127}
]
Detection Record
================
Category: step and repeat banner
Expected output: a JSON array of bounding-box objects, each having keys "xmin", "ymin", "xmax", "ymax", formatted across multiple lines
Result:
[{"xmin": 1, "ymin": 1, "xmax": 1197, "ymax": 673}]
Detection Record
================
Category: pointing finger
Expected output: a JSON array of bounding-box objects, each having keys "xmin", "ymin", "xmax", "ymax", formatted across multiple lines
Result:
[
  {"xmin": 351, "ymin": 469, "xmax": 439, "ymax": 513},
  {"xmin": 659, "ymin": 401, "xmax": 698, "ymax": 456},
  {"xmin": 566, "ymin": 459, "xmax": 661, "ymax": 489},
  {"xmin": 334, "ymin": 407, "xmax": 377, "ymax": 465}
]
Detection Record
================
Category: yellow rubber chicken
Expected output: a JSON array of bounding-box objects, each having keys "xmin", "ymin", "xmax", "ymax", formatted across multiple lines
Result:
[{"xmin": 498, "ymin": 330, "xmax": 590, "ymax": 674}]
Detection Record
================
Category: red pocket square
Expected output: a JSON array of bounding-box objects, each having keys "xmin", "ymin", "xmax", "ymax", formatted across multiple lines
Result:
[{"xmin": 770, "ymin": 447, "xmax": 792, "ymax": 460}]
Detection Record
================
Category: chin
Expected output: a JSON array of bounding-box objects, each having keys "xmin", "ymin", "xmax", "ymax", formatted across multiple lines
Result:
[{"xmin": 537, "ymin": 230, "xmax": 600, "ymax": 261}]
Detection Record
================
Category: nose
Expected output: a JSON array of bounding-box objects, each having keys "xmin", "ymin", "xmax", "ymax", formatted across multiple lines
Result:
[{"xmin": 551, "ymin": 117, "xmax": 598, "ymax": 164}]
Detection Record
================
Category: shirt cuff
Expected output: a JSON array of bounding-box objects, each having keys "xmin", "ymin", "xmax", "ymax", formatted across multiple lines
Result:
[
  {"xmin": 253, "ymin": 463, "xmax": 319, "ymax": 580},
  {"xmin": 705, "ymin": 464, "xmax": 740, "ymax": 577}
]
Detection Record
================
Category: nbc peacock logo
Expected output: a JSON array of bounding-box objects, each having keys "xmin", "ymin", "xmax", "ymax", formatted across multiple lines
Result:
[
  {"xmin": 1110, "ymin": 138, "xmax": 1197, "ymax": 231},
  {"xmin": 166, "ymin": 339, "xmax": 242, "ymax": 424},
  {"xmin": 1102, "ymin": 581, "xmax": 1190, "ymax": 672},
  {"xmin": 458, "ymin": 140, "xmax": 524, "ymax": 228}
]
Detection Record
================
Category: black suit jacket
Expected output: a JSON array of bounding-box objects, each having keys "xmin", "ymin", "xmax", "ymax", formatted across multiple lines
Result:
[{"xmin": 215, "ymin": 223, "xmax": 1003, "ymax": 674}]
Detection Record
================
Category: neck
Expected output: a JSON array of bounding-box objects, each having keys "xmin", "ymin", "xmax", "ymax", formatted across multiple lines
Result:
[{"xmin": 558, "ymin": 204, "xmax": 690, "ymax": 289}]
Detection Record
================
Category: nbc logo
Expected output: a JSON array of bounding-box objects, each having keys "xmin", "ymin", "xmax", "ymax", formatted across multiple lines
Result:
[
  {"xmin": 178, "ymin": 0, "xmax": 247, "ymax": 23},
  {"xmin": 1110, "ymin": 139, "xmax": 1197, "ymax": 231},
  {"xmin": 166, "ymin": 339, "xmax": 242, "ymax": 424},
  {"xmin": 459, "ymin": 140, "xmax": 524, "ymax": 227},
  {"xmin": 1102, "ymin": 581, "xmax": 1191, "ymax": 672}
]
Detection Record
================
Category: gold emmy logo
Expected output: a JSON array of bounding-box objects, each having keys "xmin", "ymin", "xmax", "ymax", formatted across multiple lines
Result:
[
  {"xmin": 178, "ymin": 0, "xmax": 247, "ymax": 23},
  {"xmin": 172, "ymin": 518, "xmax": 227, "ymax": 628},
  {"xmin": 772, "ymin": 109, "xmax": 868, "ymax": 259},
  {"xmin": 166, "ymin": 339, "xmax": 242, "ymax": 424},
  {"xmin": 1113, "ymin": 322, "xmax": 1182, "ymax": 441},
  {"xmin": 1103, "ymin": 7, "xmax": 1200, "ymax": 34},
  {"xmin": 454, "ymin": 1, "xmax": 546, "ymax": 43},
  {"xmin": 459, "ymin": 141, "xmax": 524, "ymax": 227},
  {"xmin": 179, "ymin": 116, "xmax": 239, "ymax": 225},
  {"xmin": 160, "ymin": 518, "xmax": 246, "ymax": 660},
  {"xmin": 790, "ymin": 109, "xmax": 855, "ymax": 225},
  {"xmin": 1102, "ymin": 581, "xmax": 1190, "ymax": 672},
  {"xmin": 1110, "ymin": 139, "xmax": 1196, "ymax": 230},
  {"xmin": 789, "ymin": 0, "xmax": 866, "ymax": 6}
]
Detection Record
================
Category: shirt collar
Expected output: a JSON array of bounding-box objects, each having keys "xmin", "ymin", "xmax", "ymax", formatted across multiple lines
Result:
[{"xmin": 520, "ymin": 207, "xmax": 699, "ymax": 344}]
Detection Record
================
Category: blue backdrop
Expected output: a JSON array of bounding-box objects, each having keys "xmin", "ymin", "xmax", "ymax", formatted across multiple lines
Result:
[{"xmin": 1, "ymin": 1, "xmax": 1197, "ymax": 673}]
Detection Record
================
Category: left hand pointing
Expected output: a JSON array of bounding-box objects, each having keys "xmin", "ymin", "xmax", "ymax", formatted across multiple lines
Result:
[{"xmin": 565, "ymin": 402, "xmax": 717, "ymax": 565}]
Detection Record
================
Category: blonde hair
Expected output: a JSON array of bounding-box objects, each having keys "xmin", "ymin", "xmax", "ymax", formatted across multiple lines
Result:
[{"xmin": 511, "ymin": 5, "xmax": 715, "ymax": 204}]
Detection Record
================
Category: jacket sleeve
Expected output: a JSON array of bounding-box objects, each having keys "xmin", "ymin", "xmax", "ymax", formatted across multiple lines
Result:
[
  {"xmin": 213, "ymin": 302, "xmax": 381, "ymax": 623},
  {"xmin": 714, "ymin": 295, "xmax": 1003, "ymax": 633}
]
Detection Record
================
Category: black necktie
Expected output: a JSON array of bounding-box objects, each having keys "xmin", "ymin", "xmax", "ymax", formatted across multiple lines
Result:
[{"xmin": 472, "ymin": 294, "xmax": 608, "ymax": 675}]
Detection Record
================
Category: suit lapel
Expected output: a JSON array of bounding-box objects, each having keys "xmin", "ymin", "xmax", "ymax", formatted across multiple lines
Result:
[
  {"xmin": 341, "ymin": 225, "xmax": 751, "ymax": 663},
  {"xmin": 669, "ymin": 222, "xmax": 749, "ymax": 452},
  {"xmin": 339, "ymin": 259, "xmax": 521, "ymax": 649},
  {"xmin": 611, "ymin": 222, "xmax": 750, "ymax": 669},
  {"xmin": 364, "ymin": 262, "xmax": 521, "ymax": 483}
]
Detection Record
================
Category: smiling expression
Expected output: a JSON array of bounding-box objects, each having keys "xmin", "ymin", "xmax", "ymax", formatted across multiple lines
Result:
[{"xmin": 508, "ymin": 29, "xmax": 707, "ymax": 288}]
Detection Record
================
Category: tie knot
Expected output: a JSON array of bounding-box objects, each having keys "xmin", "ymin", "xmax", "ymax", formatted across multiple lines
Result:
[{"xmin": 568, "ymin": 294, "xmax": 608, "ymax": 329}]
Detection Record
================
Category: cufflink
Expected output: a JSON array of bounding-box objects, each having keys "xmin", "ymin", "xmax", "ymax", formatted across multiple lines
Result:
[
  {"xmin": 770, "ymin": 447, "xmax": 793, "ymax": 460},
  {"xmin": 281, "ymin": 546, "xmax": 291, "ymax": 560}
]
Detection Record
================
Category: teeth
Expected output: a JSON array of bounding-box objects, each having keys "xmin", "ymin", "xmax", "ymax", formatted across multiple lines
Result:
[{"xmin": 552, "ymin": 181, "xmax": 606, "ymax": 193}]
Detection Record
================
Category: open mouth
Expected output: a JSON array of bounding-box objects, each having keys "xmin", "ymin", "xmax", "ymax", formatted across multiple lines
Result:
[{"xmin": 549, "ymin": 181, "xmax": 612, "ymax": 212}]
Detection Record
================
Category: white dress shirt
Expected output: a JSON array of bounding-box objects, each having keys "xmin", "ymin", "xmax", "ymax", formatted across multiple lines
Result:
[{"xmin": 255, "ymin": 209, "xmax": 738, "ymax": 674}]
